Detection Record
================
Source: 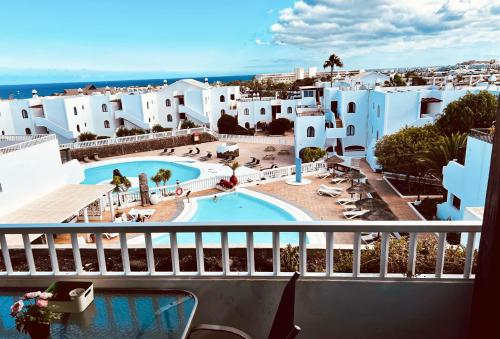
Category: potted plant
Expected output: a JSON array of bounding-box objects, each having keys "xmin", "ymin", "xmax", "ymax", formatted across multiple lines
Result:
[
  {"xmin": 10, "ymin": 291, "xmax": 61, "ymax": 339},
  {"xmin": 226, "ymin": 161, "xmax": 240, "ymax": 186}
]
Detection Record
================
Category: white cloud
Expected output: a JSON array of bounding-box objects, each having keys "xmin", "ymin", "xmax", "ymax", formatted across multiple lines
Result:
[
  {"xmin": 269, "ymin": 0, "xmax": 500, "ymax": 56},
  {"xmin": 255, "ymin": 39, "xmax": 270, "ymax": 45}
]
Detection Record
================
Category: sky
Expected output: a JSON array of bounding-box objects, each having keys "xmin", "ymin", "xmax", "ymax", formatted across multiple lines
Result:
[{"xmin": 0, "ymin": 0, "xmax": 499, "ymax": 84}]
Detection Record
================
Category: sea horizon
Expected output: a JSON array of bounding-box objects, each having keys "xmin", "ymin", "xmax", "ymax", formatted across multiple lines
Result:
[{"xmin": 0, "ymin": 74, "xmax": 255, "ymax": 99}]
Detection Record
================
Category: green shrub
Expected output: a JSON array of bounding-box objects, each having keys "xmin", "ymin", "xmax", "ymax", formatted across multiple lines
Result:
[
  {"xmin": 181, "ymin": 120, "xmax": 197, "ymax": 129},
  {"xmin": 152, "ymin": 124, "xmax": 172, "ymax": 133},
  {"xmin": 96, "ymin": 136, "xmax": 110, "ymax": 140},
  {"xmin": 268, "ymin": 118, "xmax": 292, "ymax": 135},
  {"xmin": 116, "ymin": 127, "xmax": 146, "ymax": 137},
  {"xmin": 217, "ymin": 115, "xmax": 253, "ymax": 135},
  {"xmin": 299, "ymin": 147, "xmax": 326, "ymax": 163},
  {"xmin": 79, "ymin": 132, "xmax": 97, "ymax": 141}
]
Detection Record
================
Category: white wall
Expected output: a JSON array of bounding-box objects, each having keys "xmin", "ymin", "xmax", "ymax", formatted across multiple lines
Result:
[{"xmin": 294, "ymin": 114, "xmax": 325, "ymax": 158}]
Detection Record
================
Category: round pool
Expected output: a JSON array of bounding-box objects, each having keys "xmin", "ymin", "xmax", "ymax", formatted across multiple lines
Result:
[{"xmin": 81, "ymin": 159, "xmax": 200, "ymax": 187}]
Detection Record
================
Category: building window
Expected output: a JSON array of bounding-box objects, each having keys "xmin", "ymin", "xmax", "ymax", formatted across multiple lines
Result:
[
  {"xmin": 82, "ymin": 105, "xmax": 85, "ymax": 110},
  {"xmin": 260, "ymin": 108, "xmax": 266, "ymax": 115},
  {"xmin": 347, "ymin": 125, "xmax": 355, "ymax": 136},
  {"xmin": 307, "ymin": 126, "xmax": 315, "ymax": 137},
  {"xmin": 25, "ymin": 128, "xmax": 31, "ymax": 135},
  {"xmin": 376, "ymin": 131, "xmax": 379, "ymax": 140},
  {"xmin": 1, "ymin": 130, "xmax": 4, "ymax": 135},
  {"xmin": 347, "ymin": 102, "xmax": 356, "ymax": 113},
  {"xmin": 73, "ymin": 107, "xmax": 78, "ymax": 115},
  {"xmin": 104, "ymin": 120, "xmax": 110, "ymax": 128},
  {"xmin": 102, "ymin": 104, "xmax": 108, "ymax": 112},
  {"xmin": 147, "ymin": 102, "xmax": 149, "ymax": 109},
  {"xmin": 245, "ymin": 122, "xmax": 250, "ymax": 129},
  {"xmin": 76, "ymin": 124, "xmax": 80, "ymax": 132},
  {"xmin": 230, "ymin": 94, "xmax": 235, "ymax": 100},
  {"xmin": 377, "ymin": 105, "xmax": 380, "ymax": 118},
  {"xmin": 287, "ymin": 107, "xmax": 293, "ymax": 114},
  {"xmin": 303, "ymin": 90, "xmax": 314, "ymax": 97},
  {"xmin": 220, "ymin": 95, "xmax": 225, "ymax": 102},
  {"xmin": 21, "ymin": 109, "xmax": 28, "ymax": 119},
  {"xmin": 165, "ymin": 99, "xmax": 171, "ymax": 107},
  {"xmin": 452, "ymin": 195, "xmax": 461, "ymax": 210},
  {"xmin": 167, "ymin": 114, "xmax": 172, "ymax": 122},
  {"xmin": 244, "ymin": 108, "xmax": 250, "ymax": 115},
  {"xmin": 221, "ymin": 109, "xmax": 226, "ymax": 115}
]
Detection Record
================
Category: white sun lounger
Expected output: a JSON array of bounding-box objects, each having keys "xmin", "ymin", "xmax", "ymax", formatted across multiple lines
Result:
[
  {"xmin": 361, "ymin": 232, "xmax": 378, "ymax": 244},
  {"xmin": 128, "ymin": 208, "xmax": 156, "ymax": 217},
  {"xmin": 337, "ymin": 198, "xmax": 358, "ymax": 205},
  {"xmin": 318, "ymin": 187, "xmax": 342, "ymax": 197},
  {"xmin": 316, "ymin": 171, "xmax": 331, "ymax": 179},
  {"xmin": 331, "ymin": 178, "xmax": 347, "ymax": 184},
  {"xmin": 343, "ymin": 204, "xmax": 360, "ymax": 211},
  {"xmin": 103, "ymin": 233, "xmax": 119, "ymax": 240},
  {"xmin": 343, "ymin": 209, "xmax": 370, "ymax": 219},
  {"xmin": 320, "ymin": 184, "xmax": 343, "ymax": 192}
]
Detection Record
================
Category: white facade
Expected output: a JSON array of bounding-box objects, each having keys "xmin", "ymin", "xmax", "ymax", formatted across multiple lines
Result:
[{"xmin": 0, "ymin": 135, "xmax": 83, "ymax": 218}]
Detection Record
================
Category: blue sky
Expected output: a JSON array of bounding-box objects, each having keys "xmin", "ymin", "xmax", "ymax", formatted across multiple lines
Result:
[{"xmin": 1, "ymin": 0, "xmax": 499, "ymax": 84}]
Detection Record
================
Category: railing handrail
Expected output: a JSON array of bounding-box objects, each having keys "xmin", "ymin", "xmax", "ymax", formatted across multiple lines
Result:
[
  {"xmin": 470, "ymin": 128, "xmax": 494, "ymax": 144},
  {"xmin": 59, "ymin": 126, "xmax": 209, "ymax": 149},
  {"xmin": 0, "ymin": 134, "xmax": 56, "ymax": 155},
  {"xmin": 0, "ymin": 220, "xmax": 482, "ymax": 233}
]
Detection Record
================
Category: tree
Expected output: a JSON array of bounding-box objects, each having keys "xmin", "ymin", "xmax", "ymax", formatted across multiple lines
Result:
[
  {"xmin": 79, "ymin": 132, "xmax": 97, "ymax": 141},
  {"xmin": 217, "ymin": 114, "xmax": 239, "ymax": 134},
  {"xmin": 384, "ymin": 74, "xmax": 407, "ymax": 87},
  {"xmin": 300, "ymin": 147, "xmax": 326, "ymax": 163},
  {"xmin": 268, "ymin": 118, "xmax": 292, "ymax": 135},
  {"xmin": 435, "ymin": 91, "xmax": 498, "ymax": 136},
  {"xmin": 411, "ymin": 76, "xmax": 427, "ymax": 86},
  {"xmin": 152, "ymin": 124, "xmax": 171, "ymax": 133},
  {"xmin": 181, "ymin": 120, "xmax": 197, "ymax": 129},
  {"xmin": 225, "ymin": 161, "xmax": 240, "ymax": 185},
  {"xmin": 374, "ymin": 124, "xmax": 440, "ymax": 176},
  {"xmin": 151, "ymin": 173, "xmax": 163, "ymax": 187},
  {"xmin": 417, "ymin": 133, "xmax": 468, "ymax": 177},
  {"xmin": 323, "ymin": 53, "xmax": 343, "ymax": 87},
  {"xmin": 158, "ymin": 168, "xmax": 172, "ymax": 186}
]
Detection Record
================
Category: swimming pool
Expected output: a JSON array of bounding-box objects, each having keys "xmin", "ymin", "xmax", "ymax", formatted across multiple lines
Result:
[
  {"xmin": 82, "ymin": 159, "xmax": 200, "ymax": 187},
  {"xmin": 150, "ymin": 189, "xmax": 317, "ymax": 246}
]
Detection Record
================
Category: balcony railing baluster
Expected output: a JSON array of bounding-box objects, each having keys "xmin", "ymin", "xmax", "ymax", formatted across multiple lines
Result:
[
  {"xmin": 70, "ymin": 233, "xmax": 83, "ymax": 274},
  {"xmin": 195, "ymin": 232, "xmax": 204, "ymax": 275},
  {"xmin": 22, "ymin": 234, "xmax": 36, "ymax": 274},
  {"xmin": 407, "ymin": 233, "xmax": 418, "ymax": 276},
  {"xmin": 0, "ymin": 234, "xmax": 13, "ymax": 274},
  {"xmin": 170, "ymin": 232, "xmax": 180, "ymax": 274},
  {"xmin": 299, "ymin": 231, "xmax": 307, "ymax": 276},
  {"xmin": 95, "ymin": 233, "xmax": 107, "ymax": 275},
  {"xmin": 464, "ymin": 232, "xmax": 476, "ymax": 279},
  {"xmin": 120, "ymin": 233, "xmax": 130, "ymax": 275},
  {"xmin": 221, "ymin": 232, "xmax": 230, "ymax": 275},
  {"xmin": 435, "ymin": 233, "xmax": 446, "ymax": 278},
  {"xmin": 273, "ymin": 232, "xmax": 280, "ymax": 275},
  {"xmin": 246, "ymin": 232, "xmax": 254, "ymax": 275},
  {"xmin": 326, "ymin": 232, "xmax": 334, "ymax": 276},
  {"xmin": 380, "ymin": 232, "xmax": 390, "ymax": 278},
  {"xmin": 352, "ymin": 232, "xmax": 361, "ymax": 277},
  {"xmin": 46, "ymin": 233, "xmax": 59, "ymax": 274}
]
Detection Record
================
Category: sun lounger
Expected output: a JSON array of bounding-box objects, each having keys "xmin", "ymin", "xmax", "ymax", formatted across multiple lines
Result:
[
  {"xmin": 263, "ymin": 154, "xmax": 275, "ymax": 160},
  {"xmin": 199, "ymin": 152, "xmax": 212, "ymax": 161},
  {"xmin": 278, "ymin": 149, "xmax": 290, "ymax": 155},
  {"xmin": 337, "ymin": 197, "xmax": 358, "ymax": 205},
  {"xmin": 343, "ymin": 204, "xmax": 360, "ymax": 211},
  {"xmin": 316, "ymin": 171, "xmax": 331, "ymax": 179},
  {"xmin": 331, "ymin": 178, "xmax": 347, "ymax": 184},
  {"xmin": 183, "ymin": 149, "xmax": 193, "ymax": 156},
  {"xmin": 343, "ymin": 209, "xmax": 370, "ymax": 219},
  {"xmin": 83, "ymin": 155, "xmax": 92, "ymax": 163},
  {"xmin": 361, "ymin": 232, "xmax": 378, "ymax": 244},
  {"xmin": 245, "ymin": 157, "xmax": 257, "ymax": 165},
  {"xmin": 247, "ymin": 159, "xmax": 260, "ymax": 168},
  {"xmin": 93, "ymin": 153, "xmax": 101, "ymax": 161},
  {"xmin": 128, "ymin": 208, "xmax": 155, "ymax": 217},
  {"xmin": 160, "ymin": 148, "xmax": 175, "ymax": 155},
  {"xmin": 188, "ymin": 148, "xmax": 201, "ymax": 157},
  {"xmin": 318, "ymin": 187, "xmax": 342, "ymax": 197},
  {"xmin": 103, "ymin": 233, "xmax": 119, "ymax": 240},
  {"xmin": 320, "ymin": 184, "xmax": 343, "ymax": 192}
]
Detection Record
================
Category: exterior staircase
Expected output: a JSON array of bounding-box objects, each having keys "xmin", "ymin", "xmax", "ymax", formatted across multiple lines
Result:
[
  {"xmin": 114, "ymin": 110, "xmax": 150, "ymax": 129},
  {"xmin": 34, "ymin": 117, "xmax": 77, "ymax": 140}
]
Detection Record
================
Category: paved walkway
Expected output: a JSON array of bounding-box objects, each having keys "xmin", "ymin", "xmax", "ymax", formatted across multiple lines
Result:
[{"xmin": 359, "ymin": 160, "xmax": 420, "ymax": 220}]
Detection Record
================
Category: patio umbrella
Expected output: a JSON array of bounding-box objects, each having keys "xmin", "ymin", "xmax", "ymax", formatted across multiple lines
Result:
[
  {"xmin": 342, "ymin": 171, "xmax": 366, "ymax": 186},
  {"xmin": 325, "ymin": 155, "xmax": 344, "ymax": 167},
  {"xmin": 361, "ymin": 209, "xmax": 398, "ymax": 221},
  {"xmin": 346, "ymin": 183, "xmax": 375, "ymax": 198},
  {"xmin": 354, "ymin": 198, "xmax": 388, "ymax": 210}
]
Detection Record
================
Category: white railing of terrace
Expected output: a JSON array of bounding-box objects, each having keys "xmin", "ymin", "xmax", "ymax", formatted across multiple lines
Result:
[
  {"xmin": 214, "ymin": 133, "xmax": 294, "ymax": 146},
  {"xmin": 59, "ymin": 127, "xmax": 209, "ymax": 149},
  {"xmin": 0, "ymin": 134, "xmax": 56, "ymax": 155},
  {"xmin": 114, "ymin": 161, "xmax": 327, "ymax": 205},
  {"xmin": 0, "ymin": 221, "xmax": 481, "ymax": 279}
]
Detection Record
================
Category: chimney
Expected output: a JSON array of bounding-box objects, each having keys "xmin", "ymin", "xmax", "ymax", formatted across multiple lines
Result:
[{"xmin": 31, "ymin": 89, "xmax": 38, "ymax": 99}]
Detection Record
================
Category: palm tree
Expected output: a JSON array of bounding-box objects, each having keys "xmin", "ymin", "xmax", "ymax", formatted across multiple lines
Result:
[
  {"xmin": 323, "ymin": 53, "xmax": 343, "ymax": 87},
  {"xmin": 418, "ymin": 133, "xmax": 468, "ymax": 177},
  {"xmin": 151, "ymin": 173, "xmax": 163, "ymax": 187},
  {"xmin": 225, "ymin": 161, "xmax": 240, "ymax": 185},
  {"xmin": 158, "ymin": 169, "xmax": 172, "ymax": 186}
]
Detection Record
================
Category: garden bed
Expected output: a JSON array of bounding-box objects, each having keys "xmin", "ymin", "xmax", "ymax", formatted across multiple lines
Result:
[{"xmin": 386, "ymin": 177, "xmax": 444, "ymax": 197}]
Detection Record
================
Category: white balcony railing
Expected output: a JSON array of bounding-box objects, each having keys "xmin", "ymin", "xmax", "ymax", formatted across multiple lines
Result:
[
  {"xmin": 59, "ymin": 127, "xmax": 209, "ymax": 149},
  {"xmin": 0, "ymin": 221, "xmax": 481, "ymax": 280},
  {"xmin": 215, "ymin": 133, "xmax": 294, "ymax": 146},
  {"xmin": 0, "ymin": 134, "xmax": 56, "ymax": 155}
]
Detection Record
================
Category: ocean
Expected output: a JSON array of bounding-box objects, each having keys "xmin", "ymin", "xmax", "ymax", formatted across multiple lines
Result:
[{"xmin": 0, "ymin": 75, "xmax": 254, "ymax": 99}]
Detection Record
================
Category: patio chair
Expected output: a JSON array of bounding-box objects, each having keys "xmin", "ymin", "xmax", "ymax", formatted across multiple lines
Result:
[
  {"xmin": 343, "ymin": 209, "xmax": 370, "ymax": 219},
  {"xmin": 331, "ymin": 177, "xmax": 347, "ymax": 184},
  {"xmin": 189, "ymin": 147, "xmax": 201, "ymax": 157},
  {"xmin": 245, "ymin": 157, "xmax": 257, "ymax": 165},
  {"xmin": 183, "ymin": 149, "xmax": 193, "ymax": 156},
  {"xmin": 247, "ymin": 159, "xmax": 260, "ymax": 168},
  {"xmin": 337, "ymin": 197, "xmax": 358, "ymax": 205},
  {"xmin": 320, "ymin": 184, "xmax": 343, "ymax": 192},
  {"xmin": 316, "ymin": 170, "xmax": 331, "ymax": 179},
  {"xmin": 93, "ymin": 153, "xmax": 101, "ymax": 161},
  {"xmin": 103, "ymin": 233, "xmax": 119, "ymax": 240},
  {"xmin": 188, "ymin": 272, "xmax": 301, "ymax": 339},
  {"xmin": 83, "ymin": 155, "xmax": 92, "ymax": 163},
  {"xmin": 318, "ymin": 187, "xmax": 342, "ymax": 197},
  {"xmin": 199, "ymin": 152, "xmax": 212, "ymax": 161}
]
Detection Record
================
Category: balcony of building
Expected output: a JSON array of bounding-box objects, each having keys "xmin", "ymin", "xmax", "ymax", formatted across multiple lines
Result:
[{"xmin": 0, "ymin": 220, "xmax": 482, "ymax": 338}]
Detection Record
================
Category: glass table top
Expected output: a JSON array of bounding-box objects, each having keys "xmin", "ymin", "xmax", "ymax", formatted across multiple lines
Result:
[{"xmin": 0, "ymin": 289, "xmax": 197, "ymax": 339}]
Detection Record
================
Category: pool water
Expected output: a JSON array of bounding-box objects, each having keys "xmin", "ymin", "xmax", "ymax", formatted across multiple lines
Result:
[
  {"xmin": 153, "ymin": 192, "xmax": 304, "ymax": 246},
  {"xmin": 82, "ymin": 160, "xmax": 200, "ymax": 187}
]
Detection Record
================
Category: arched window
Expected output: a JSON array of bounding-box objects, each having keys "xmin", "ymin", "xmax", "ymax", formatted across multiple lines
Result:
[
  {"xmin": 221, "ymin": 109, "xmax": 226, "ymax": 115},
  {"xmin": 1, "ymin": 130, "xmax": 4, "ymax": 135},
  {"xmin": 347, "ymin": 102, "xmax": 356, "ymax": 113},
  {"xmin": 220, "ymin": 95, "xmax": 225, "ymax": 102},
  {"xmin": 21, "ymin": 109, "xmax": 28, "ymax": 119},
  {"xmin": 245, "ymin": 122, "xmax": 250, "ymax": 129},
  {"xmin": 167, "ymin": 114, "xmax": 172, "ymax": 122},
  {"xmin": 307, "ymin": 126, "xmax": 315, "ymax": 138},
  {"xmin": 102, "ymin": 104, "xmax": 108, "ymax": 112},
  {"xmin": 104, "ymin": 120, "xmax": 110, "ymax": 128},
  {"xmin": 260, "ymin": 108, "xmax": 266, "ymax": 115},
  {"xmin": 287, "ymin": 107, "xmax": 293, "ymax": 114},
  {"xmin": 25, "ymin": 128, "xmax": 31, "ymax": 135},
  {"xmin": 377, "ymin": 105, "xmax": 380, "ymax": 118},
  {"xmin": 347, "ymin": 125, "xmax": 355, "ymax": 136},
  {"xmin": 76, "ymin": 124, "xmax": 81, "ymax": 132},
  {"xmin": 73, "ymin": 107, "xmax": 78, "ymax": 115},
  {"xmin": 165, "ymin": 99, "xmax": 171, "ymax": 107},
  {"xmin": 244, "ymin": 108, "xmax": 250, "ymax": 115}
]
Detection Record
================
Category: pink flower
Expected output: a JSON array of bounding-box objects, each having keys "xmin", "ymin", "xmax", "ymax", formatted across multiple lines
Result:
[
  {"xmin": 10, "ymin": 300, "xmax": 24, "ymax": 315},
  {"xmin": 36, "ymin": 299, "xmax": 49, "ymax": 308},
  {"xmin": 23, "ymin": 291, "xmax": 41, "ymax": 300},
  {"xmin": 39, "ymin": 292, "xmax": 53, "ymax": 300}
]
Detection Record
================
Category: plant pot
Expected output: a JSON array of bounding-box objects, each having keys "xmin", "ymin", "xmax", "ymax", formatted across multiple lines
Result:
[
  {"xmin": 229, "ymin": 175, "xmax": 238, "ymax": 186},
  {"xmin": 26, "ymin": 322, "xmax": 50, "ymax": 339},
  {"xmin": 150, "ymin": 193, "xmax": 160, "ymax": 205}
]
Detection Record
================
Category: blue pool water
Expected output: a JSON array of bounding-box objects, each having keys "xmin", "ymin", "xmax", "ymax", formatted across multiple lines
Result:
[
  {"xmin": 82, "ymin": 160, "xmax": 200, "ymax": 187},
  {"xmin": 153, "ymin": 192, "xmax": 304, "ymax": 245}
]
